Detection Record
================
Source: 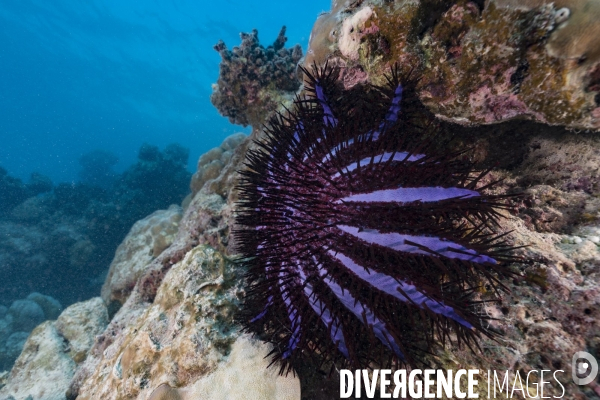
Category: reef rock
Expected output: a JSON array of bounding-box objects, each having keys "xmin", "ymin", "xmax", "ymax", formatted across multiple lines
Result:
[
  {"xmin": 0, "ymin": 297, "xmax": 107, "ymax": 400},
  {"xmin": 189, "ymin": 133, "xmax": 247, "ymax": 197},
  {"xmin": 101, "ymin": 205, "xmax": 183, "ymax": 307},
  {"xmin": 305, "ymin": 0, "xmax": 600, "ymax": 130},
  {"xmin": 73, "ymin": 245, "xmax": 300, "ymax": 400},
  {"xmin": 0, "ymin": 322, "xmax": 75, "ymax": 400},
  {"xmin": 55, "ymin": 297, "xmax": 109, "ymax": 364},
  {"xmin": 211, "ymin": 26, "xmax": 303, "ymax": 128}
]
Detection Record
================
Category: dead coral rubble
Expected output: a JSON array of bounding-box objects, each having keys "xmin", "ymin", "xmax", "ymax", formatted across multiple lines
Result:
[{"xmin": 211, "ymin": 26, "xmax": 303, "ymax": 128}]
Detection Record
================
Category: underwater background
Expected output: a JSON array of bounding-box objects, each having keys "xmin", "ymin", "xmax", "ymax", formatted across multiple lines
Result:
[
  {"xmin": 0, "ymin": 0, "xmax": 327, "ymax": 374},
  {"xmin": 0, "ymin": 0, "xmax": 328, "ymax": 183}
]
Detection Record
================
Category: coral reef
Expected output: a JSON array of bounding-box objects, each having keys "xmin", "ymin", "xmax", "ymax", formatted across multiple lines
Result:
[
  {"xmin": 0, "ymin": 143, "xmax": 190, "ymax": 308},
  {"xmin": 190, "ymin": 133, "xmax": 247, "ymax": 197},
  {"xmin": 101, "ymin": 205, "xmax": 183, "ymax": 308},
  {"xmin": 211, "ymin": 27, "xmax": 303, "ymax": 128},
  {"xmin": 2, "ymin": 4, "xmax": 600, "ymax": 399},
  {"xmin": 55, "ymin": 298, "xmax": 109, "ymax": 364},
  {"xmin": 497, "ymin": 0, "xmax": 600, "ymax": 65},
  {"xmin": 119, "ymin": 143, "xmax": 190, "ymax": 211},
  {"xmin": 305, "ymin": 0, "xmax": 600, "ymax": 130},
  {"xmin": 78, "ymin": 149, "xmax": 119, "ymax": 189},
  {"xmin": 1, "ymin": 322, "xmax": 76, "ymax": 400},
  {"xmin": 4, "ymin": 126, "xmax": 599, "ymax": 399},
  {"xmin": 71, "ymin": 246, "xmax": 300, "ymax": 400},
  {"xmin": 22, "ymin": 117, "xmax": 595, "ymax": 398},
  {"xmin": 26, "ymin": 292, "xmax": 62, "ymax": 320},
  {"xmin": 0, "ymin": 168, "xmax": 52, "ymax": 216}
]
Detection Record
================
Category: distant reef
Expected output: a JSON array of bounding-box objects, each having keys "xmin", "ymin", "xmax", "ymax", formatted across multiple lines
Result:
[
  {"xmin": 0, "ymin": 143, "xmax": 191, "ymax": 308},
  {"xmin": 0, "ymin": 292, "xmax": 62, "ymax": 371}
]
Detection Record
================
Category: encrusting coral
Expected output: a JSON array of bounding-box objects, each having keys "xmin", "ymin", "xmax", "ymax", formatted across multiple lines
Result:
[
  {"xmin": 496, "ymin": 0, "xmax": 600, "ymax": 65},
  {"xmin": 211, "ymin": 27, "xmax": 303, "ymax": 128},
  {"xmin": 305, "ymin": 0, "xmax": 600, "ymax": 129}
]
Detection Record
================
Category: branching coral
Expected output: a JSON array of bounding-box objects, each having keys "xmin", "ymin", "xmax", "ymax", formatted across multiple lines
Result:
[{"xmin": 211, "ymin": 27, "xmax": 303, "ymax": 128}]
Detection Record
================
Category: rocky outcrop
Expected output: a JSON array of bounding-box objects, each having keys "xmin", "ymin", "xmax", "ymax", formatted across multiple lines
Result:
[
  {"xmin": 189, "ymin": 133, "xmax": 247, "ymax": 197},
  {"xmin": 305, "ymin": 0, "xmax": 600, "ymax": 130},
  {"xmin": 73, "ymin": 245, "xmax": 300, "ymax": 400},
  {"xmin": 0, "ymin": 297, "xmax": 107, "ymax": 400},
  {"xmin": 101, "ymin": 206, "xmax": 183, "ymax": 307},
  {"xmin": 0, "ymin": 322, "xmax": 75, "ymax": 400},
  {"xmin": 55, "ymin": 298, "xmax": 108, "ymax": 364}
]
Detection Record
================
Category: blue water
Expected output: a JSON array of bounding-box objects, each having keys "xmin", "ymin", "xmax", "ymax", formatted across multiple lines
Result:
[{"xmin": 0, "ymin": 0, "xmax": 329, "ymax": 183}]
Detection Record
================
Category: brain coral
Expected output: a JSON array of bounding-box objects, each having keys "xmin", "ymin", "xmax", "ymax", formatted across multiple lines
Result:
[{"xmin": 236, "ymin": 64, "xmax": 519, "ymax": 372}]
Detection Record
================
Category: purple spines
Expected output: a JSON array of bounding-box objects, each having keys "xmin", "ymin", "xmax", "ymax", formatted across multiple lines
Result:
[
  {"xmin": 371, "ymin": 84, "xmax": 404, "ymax": 141},
  {"xmin": 315, "ymin": 81, "xmax": 338, "ymax": 127},
  {"xmin": 280, "ymin": 273, "xmax": 302, "ymax": 358},
  {"xmin": 306, "ymin": 285, "xmax": 349, "ymax": 357},
  {"xmin": 299, "ymin": 266, "xmax": 350, "ymax": 357},
  {"xmin": 385, "ymin": 84, "xmax": 403, "ymax": 123},
  {"xmin": 318, "ymin": 263, "xmax": 404, "ymax": 360},
  {"xmin": 338, "ymin": 186, "xmax": 480, "ymax": 204},
  {"xmin": 287, "ymin": 122, "xmax": 304, "ymax": 161},
  {"xmin": 332, "ymin": 152, "xmax": 425, "ymax": 178},
  {"xmin": 337, "ymin": 225, "xmax": 497, "ymax": 264},
  {"xmin": 328, "ymin": 251, "xmax": 473, "ymax": 328},
  {"xmin": 250, "ymin": 294, "xmax": 273, "ymax": 323}
]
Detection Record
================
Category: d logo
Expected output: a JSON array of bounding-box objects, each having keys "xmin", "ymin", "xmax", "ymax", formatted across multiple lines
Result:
[{"xmin": 572, "ymin": 351, "xmax": 599, "ymax": 385}]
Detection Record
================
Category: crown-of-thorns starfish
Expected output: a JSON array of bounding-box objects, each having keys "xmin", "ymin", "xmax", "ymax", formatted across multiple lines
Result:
[{"xmin": 235, "ymin": 64, "xmax": 519, "ymax": 374}]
